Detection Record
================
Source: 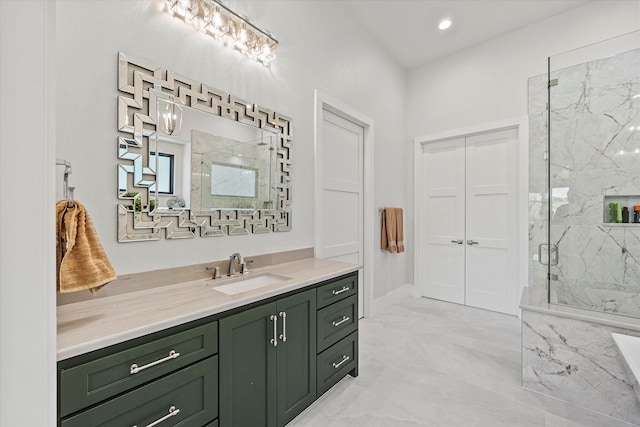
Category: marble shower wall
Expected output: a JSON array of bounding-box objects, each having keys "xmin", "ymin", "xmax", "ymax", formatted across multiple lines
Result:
[
  {"xmin": 528, "ymin": 48, "xmax": 640, "ymax": 317},
  {"xmin": 191, "ymin": 130, "xmax": 277, "ymax": 211}
]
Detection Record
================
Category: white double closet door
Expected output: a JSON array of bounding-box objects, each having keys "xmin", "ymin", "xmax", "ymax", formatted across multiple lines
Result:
[{"xmin": 421, "ymin": 128, "xmax": 518, "ymax": 315}]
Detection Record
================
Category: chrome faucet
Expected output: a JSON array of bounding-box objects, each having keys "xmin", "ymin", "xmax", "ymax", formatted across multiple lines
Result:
[{"xmin": 228, "ymin": 253, "xmax": 244, "ymax": 277}]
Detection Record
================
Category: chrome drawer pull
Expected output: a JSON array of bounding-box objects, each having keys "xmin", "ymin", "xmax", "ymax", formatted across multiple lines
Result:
[
  {"xmin": 270, "ymin": 315, "xmax": 278, "ymax": 347},
  {"xmin": 332, "ymin": 316, "xmax": 350, "ymax": 327},
  {"xmin": 130, "ymin": 350, "xmax": 180, "ymax": 375},
  {"xmin": 279, "ymin": 311, "xmax": 287, "ymax": 342},
  {"xmin": 133, "ymin": 405, "xmax": 180, "ymax": 427},
  {"xmin": 332, "ymin": 286, "xmax": 350, "ymax": 295},
  {"xmin": 332, "ymin": 355, "xmax": 350, "ymax": 369}
]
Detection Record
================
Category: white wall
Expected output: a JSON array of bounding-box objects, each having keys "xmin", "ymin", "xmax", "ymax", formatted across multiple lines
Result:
[
  {"xmin": 0, "ymin": 1, "xmax": 57, "ymax": 425},
  {"xmin": 55, "ymin": 0, "xmax": 409, "ymax": 299},
  {"xmin": 406, "ymin": 0, "xmax": 640, "ymax": 288}
]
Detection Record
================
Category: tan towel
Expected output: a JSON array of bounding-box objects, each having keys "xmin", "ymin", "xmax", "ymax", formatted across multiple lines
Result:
[
  {"xmin": 56, "ymin": 200, "xmax": 117, "ymax": 294},
  {"xmin": 381, "ymin": 207, "xmax": 404, "ymax": 253}
]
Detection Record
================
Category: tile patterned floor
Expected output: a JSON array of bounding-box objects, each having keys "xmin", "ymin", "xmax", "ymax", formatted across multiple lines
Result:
[{"xmin": 289, "ymin": 297, "xmax": 636, "ymax": 427}]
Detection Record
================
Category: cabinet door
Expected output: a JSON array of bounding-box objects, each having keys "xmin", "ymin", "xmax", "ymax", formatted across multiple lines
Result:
[
  {"xmin": 276, "ymin": 289, "xmax": 317, "ymax": 426},
  {"xmin": 219, "ymin": 302, "xmax": 277, "ymax": 427}
]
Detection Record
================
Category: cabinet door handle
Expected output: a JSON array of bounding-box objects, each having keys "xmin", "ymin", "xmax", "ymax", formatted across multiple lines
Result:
[
  {"xmin": 270, "ymin": 315, "xmax": 278, "ymax": 347},
  {"xmin": 467, "ymin": 240, "xmax": 479, "ymax": 245},
  {"xmin": 332, "ymin": 355, "xmax": 350, "ymax": 369},
  {"xmin": 451, "ymin": 239, "xmax": 463, "ymax": 244},
  {"xmin": 332, "ymin": 316, "xmax": 350, "ymax": 327},
  {"xmin": 130, "ymin": 350, "xmax": 180, "ymax": 375},
  {"xmin": 332, "ymin": 286, "xmax": 350, "ymax": 295},
  {"xmin": 279, "ymin": 311, "xmax": 287, "ymax": 342},
  {"xmin": 133, "ymin": 405, "xmax": 180, "ymax": 427}
]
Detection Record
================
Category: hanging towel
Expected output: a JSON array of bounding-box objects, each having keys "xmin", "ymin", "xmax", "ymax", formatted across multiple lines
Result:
[
  {"xmin": 381, "ymin": 207, "xmax": 404, "ymax": 253},
  {"xmin": 56, "ymin": 200, "xmax": 117, "ymax": 294}
]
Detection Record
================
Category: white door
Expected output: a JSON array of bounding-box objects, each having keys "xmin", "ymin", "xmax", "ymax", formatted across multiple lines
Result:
[
  {"xmin": 421, "ymin": 137, "xmax": 466, "ymax": 304},
  {"xmin": 317, "ymin": 109, "xmax": 364, "ymax": 317},
  {"xmin": 421, "ymin": 128, "xmax": 518, "ymax": 315},
  {"xmin": 465, "ymin": 129, "xmax": 517, "ymax": 314}
]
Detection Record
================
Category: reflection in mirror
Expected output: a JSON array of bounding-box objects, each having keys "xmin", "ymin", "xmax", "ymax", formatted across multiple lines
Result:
[
  {"xmin": 150, "ymin": 93, "xmax": 278, "ymax": 214},
  {"xmin": 191, "ymin": 129, "xmax": 277, "ymax": 211},
  {"xmin": 117, "ymin": 52, "xmax": 292, "ymax": 241}
]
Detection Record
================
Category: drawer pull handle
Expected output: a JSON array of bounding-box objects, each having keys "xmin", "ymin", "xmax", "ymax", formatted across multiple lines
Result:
[
  {"xmin": 332, "ymin": 286, "xmax": 350, "ymax": 295},
  {"xmin": 332, "ymin": 316, "xmax": 350, "ymax": 327},
  {"xmin": 129, "ymin": 350, "xmax": 180, "ymax": 375},
  {"xmin": 270, "ymin": 315, "xmax": 278, "ymax": 347},
  {"xmin": 332, "ymin": 355, "xmax": 350, "ymax": 369},
  {"xmin": 133, "ymin": 405, "xmax": 180, "ymax": 427},
  {"xmin": 279, "ymin": 311, "xmax": 287, "ymax": 343}
]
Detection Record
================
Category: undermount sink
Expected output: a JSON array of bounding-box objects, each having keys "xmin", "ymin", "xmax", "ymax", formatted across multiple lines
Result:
[{"xmin": 211, "ymin": 273, "xmax": 291, "ymax": 295}]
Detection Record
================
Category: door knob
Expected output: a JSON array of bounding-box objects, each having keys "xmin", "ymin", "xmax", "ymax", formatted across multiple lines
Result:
[
  {"xmin": 451, "ymin": 239, "xmax": 463, "ymax": 245},
  {"xmin": 467, "ymin": 240, "xmax": 479, "ymax": 245}
]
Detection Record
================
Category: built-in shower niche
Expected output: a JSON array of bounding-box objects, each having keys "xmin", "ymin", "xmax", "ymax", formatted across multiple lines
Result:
[{"xmin": 604, "ymin": 195, "xmax": 640, "ymax": 224}]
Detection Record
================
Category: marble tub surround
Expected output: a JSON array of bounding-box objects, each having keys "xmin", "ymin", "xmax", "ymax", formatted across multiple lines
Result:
[
  {"xmin": 522, "ymin": 307, "xmax": 640, "ymax": 425},
  {"xmin": 612, "ymin": 333, "xmax": 640, "ymax": 404},
  {"xmin": 56, "ymin": 247, "xmax": 314, "ymax": 305},
  {"xmin": 57, "ymin": 256, "xmax": 359, "ymax": 361}
]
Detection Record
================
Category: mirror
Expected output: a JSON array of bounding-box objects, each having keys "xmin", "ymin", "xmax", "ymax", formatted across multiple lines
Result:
[{"xmin": 116, "ymin": 52, "xmax": 292, "ymax": 242}]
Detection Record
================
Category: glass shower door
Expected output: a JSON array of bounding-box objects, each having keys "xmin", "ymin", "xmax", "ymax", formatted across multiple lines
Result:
[{"xmin": 548, "ymin": 32, "xmax": 640, "ymax": 318}]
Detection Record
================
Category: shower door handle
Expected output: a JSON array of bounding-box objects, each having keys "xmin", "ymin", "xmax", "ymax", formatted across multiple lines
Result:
[{"xmin": 538, "ymin": 243, "xmax": 558, "ymax": 266}]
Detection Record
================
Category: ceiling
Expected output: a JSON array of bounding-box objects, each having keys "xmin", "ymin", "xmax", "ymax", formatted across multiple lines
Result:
[{"xmin": 341, "ymin": 0, "xmax": 591, "ymax": 69}]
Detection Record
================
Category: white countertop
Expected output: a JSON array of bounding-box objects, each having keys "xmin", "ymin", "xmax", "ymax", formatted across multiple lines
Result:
[{"xmin": 57, "ymin": 258, "xmax": 360, "ymax": 361}]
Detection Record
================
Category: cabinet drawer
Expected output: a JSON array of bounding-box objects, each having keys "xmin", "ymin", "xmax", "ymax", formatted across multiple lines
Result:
[
  {"xmin": 316, "ymin": 273, "xmax": 357, "ymax": 309},
  {"xmin": 61, "ymin": 356, "xmax": 218, "ymax": 427},
  {"xmin": 317, "ymin": 332, "xmax": 358, "ymax": 396},
  {"xmin": 60, "ymin": 321, "xmax": 217, "ymax": 417},
  {"xmin": 317, "ymin": 295, "xmax": 357, "ymax": 353}
]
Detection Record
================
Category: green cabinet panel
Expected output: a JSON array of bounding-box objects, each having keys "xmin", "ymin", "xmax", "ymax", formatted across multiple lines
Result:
[
  {"xmin": 219, "ymin": 289, "xmax": 317, "ymax": 427},
  {"xmin": 276, "ymin": 289, "xmax": 317, "ymax": 426},
  {"xmin": 219, "ymin": 302, "xmax": 278, "ymax": 427},
  {"xmin": 61, "ymin": 355, "xmax": 218, "ymax": 427},
  {"xmin": 316, "ymin": 273, "xmax": 357, "ymax": 309},
  {"xmin": 60, "ymin": 321, "xmax": 218, "ymax": 418},
  {"xmin": 317, "ymin": 331, "xmax": 358, "ymax": 396},
  {"xmin": 317, "ymin": 295, "xmax": 358, "ymax": 352}
]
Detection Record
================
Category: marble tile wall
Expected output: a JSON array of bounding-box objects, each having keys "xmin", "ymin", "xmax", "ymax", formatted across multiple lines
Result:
[
  {"xmin": 524, "ymin": 45, "xmax": 640, "ymax": 426},
  {"xmin": 528, "ymin": 48, "xmax": 640, "ymax": 317},
  {"xmin": 522, "ymin": 310, "xmax": 640, "ymax": 424}
]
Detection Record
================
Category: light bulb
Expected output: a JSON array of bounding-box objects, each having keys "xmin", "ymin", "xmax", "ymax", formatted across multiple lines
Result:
[{"xmin": 438, "ymin": 19, "xmax": 452, "ymax": 30}]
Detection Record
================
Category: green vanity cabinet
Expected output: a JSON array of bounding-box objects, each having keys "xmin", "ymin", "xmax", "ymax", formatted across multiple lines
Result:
[
  {"xmin": 219, "ymin": 289, "xmax": 317, "ymax": 427},
  {"xmin": 58, "ymin": 271, "xmax": 359, "ymax": 427},
  {"xmin": 315, "ymin": 275, "xmax": 359, "ymax": 397},
  {"xmin": 58, "ymin": 321, "xmax": 219, "ymax": 426},
  {"xmin": 61, "ymin": 356, "xmax": 218, "ymax": 427}
]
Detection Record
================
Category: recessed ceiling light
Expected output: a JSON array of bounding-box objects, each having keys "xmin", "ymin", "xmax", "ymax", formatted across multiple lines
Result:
[{"xmin": 438, "ymin": 19, "xmax": 452, "ymax": 30}]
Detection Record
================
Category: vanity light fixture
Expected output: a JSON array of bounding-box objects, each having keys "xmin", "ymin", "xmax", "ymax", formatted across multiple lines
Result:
[
  {"xmin": 166, "ymin": 0, "xmax": 278, "ymax": 67},
  {"xmin": 438, "ymin": 19, "xmax": 452, "ymax": 30},
  {"xmin": 159, "ymin": 99, "xmax": 183, "ymax": 135}
]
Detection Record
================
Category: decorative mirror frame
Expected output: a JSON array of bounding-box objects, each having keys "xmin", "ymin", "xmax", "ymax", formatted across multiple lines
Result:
[{"xmin": 116, "ymin": 52, "xmax": 292, "ymax": 242}]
